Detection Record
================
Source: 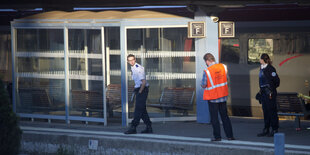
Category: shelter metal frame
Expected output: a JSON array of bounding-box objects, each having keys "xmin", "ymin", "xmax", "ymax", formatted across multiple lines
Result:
[{"xmin": 11, "ymin": 16, "xmax": 196, "ymax": 126}]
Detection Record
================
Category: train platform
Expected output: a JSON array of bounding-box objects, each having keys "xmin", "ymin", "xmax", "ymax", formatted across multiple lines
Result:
[{"xmin": 19, "ymin": 116, "xmax": 310, "ymax": 154}]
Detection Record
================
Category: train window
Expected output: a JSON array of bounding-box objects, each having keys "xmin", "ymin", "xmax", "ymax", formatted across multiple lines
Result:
[
  {"xmin": 248, "ymin": 39, "xmax": 273, "ymax": 64},
  {"xmin": 220, "ymin": 39, "xmax": 240, "ymax": 63},
  {"xmin": 274, "ymin": 33, "xmax": 310, "ymax": 54}
]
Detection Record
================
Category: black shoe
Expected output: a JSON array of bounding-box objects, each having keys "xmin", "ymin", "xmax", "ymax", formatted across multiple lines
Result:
[
  {"xmin": 268, "ymin": 129, "xmax": 278, "ymax": 137},
  {"xmin": 257, "ymin": 128, "xmax": 269, "ymax": 137},
  {"xmin": 227, "ymin": 137, "xmax": 236, "ymax": 141},
  {"xmin": 211, "ymin": 138, "xmax": 221, "ymax": 141},
  {"xmin": 124, "ymin": 126, "xmax": 137, "ymax": 134},
  {"xmin": 141, "ymin": 125, "xmax": 153, "ymax": 133}
]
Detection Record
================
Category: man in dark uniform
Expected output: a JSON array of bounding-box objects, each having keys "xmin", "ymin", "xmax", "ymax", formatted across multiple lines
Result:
[
  {"xmin": 257, "ymin": 53, "xmax": 280, "ymax": 137},
  {"xmin": 124, "ymin": 54, "xmax": 152, "ymax": 134}
]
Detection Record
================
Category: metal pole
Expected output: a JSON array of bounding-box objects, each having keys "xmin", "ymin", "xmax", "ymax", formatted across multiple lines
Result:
[
  {"xmin": 64, "ymin": 27, "xmax": 70, "ymax": 124},
  {"xmin": 101, "ymin": 27, "xmax": 107, "ymax": 126},
  {"xmin": 84, "ymin": 30, "xmax": 89, "ymax": 90},
  {"xmin": 274, "ymin": 133, "xmax": 285, "ymax": 155},
  {"xmin": 121, "ymin": 24, "xmax": 128, "ymax": 127},
  {"xmin": 106, "ymin": 47, "xmax": 110, "ymax": 86},
  {"xmin": 11, "ymin": 26, "xmax": 16, "ymax": 113}
]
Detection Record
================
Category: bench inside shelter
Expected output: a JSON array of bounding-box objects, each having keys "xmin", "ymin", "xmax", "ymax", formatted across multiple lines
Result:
[
  {"xmin": 18, "ymin": 88, "xmax": 53, "ymax": 113},
  {"xmin": 106, "ymin": 84, "xmax": 135, "ymax": 117},
  {"xmin": 71, "ymin": 84, "xmax": 135, "ymax": 117},
  {"xmin": 71, "ymin": 90, "xmax": 103, "ymax": 117},
  {"xmin": 276, "ymin": 92, "xmax": 310, "ymax": 130},
  {"xmin": 148, "ymin": 87, "xmax": 195, "ymax": 117}
]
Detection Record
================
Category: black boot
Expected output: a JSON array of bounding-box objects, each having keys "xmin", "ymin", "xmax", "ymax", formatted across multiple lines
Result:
[
  {"xmin": 124, "ymin": 125, "xmax": 137, "ymax": 134},
  {"xmin": 257, "ymin": 128, "xmax": 269, "ymax": 137},
  {"xmin": 141, "ymin": 125, "xmax": 153, "ymax": 133},
  {"xmin": 268, "ymin": 129, "xmax": 278, "ymax": 137}
]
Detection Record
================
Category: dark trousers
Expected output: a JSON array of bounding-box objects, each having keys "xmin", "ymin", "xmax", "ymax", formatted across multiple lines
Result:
[
  {"xmin": 261, "ymin": 92, "xmax": 279, "ymax": 130},
  {"xmin": 131, "ymin": 87, "xmax": 152, "ymax": 127},
  {"xmin": 208, "ymin": 101, "xmax": 234, "ymax": 139}
]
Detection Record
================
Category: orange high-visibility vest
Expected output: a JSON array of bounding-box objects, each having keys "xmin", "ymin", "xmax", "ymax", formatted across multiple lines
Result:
[{"xmin": 203, "ymin": 63, "xmax": 229, "ymax": 100}]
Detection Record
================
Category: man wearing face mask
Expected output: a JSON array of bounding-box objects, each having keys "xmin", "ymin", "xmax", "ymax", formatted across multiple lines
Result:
[
  {"xmin": 201, "ymin": 53, "xmax": 235, "ymax": 141},
  {"xmin": 257, "ymin": 53, "xmax": 280, "ymax": 137}
]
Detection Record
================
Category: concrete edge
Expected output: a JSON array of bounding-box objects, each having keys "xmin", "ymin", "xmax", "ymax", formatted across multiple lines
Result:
[{"xmin": 20, "ymin": 126, "xmax": 310, "ymax": 155}]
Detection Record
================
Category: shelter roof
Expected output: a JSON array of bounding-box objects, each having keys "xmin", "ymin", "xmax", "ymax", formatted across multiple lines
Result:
[{"xmin": 21, "ymin": 10, "xmax": 187, "ymax": 20}]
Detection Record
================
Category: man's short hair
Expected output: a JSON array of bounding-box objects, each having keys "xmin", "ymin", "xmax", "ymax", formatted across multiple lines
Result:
[
  {"xmin": 127, "ymin": 54, "xmax": 135, "ymax": 60},
  {"xmin": 203, "ymin": 53, "xmax": 215, "ymax": 62}
]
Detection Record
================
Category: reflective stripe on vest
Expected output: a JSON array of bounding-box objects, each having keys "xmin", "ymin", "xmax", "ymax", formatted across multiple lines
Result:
[{"xmin": 205, "ymin": 69, "xmax": 228, "ymax": 90}]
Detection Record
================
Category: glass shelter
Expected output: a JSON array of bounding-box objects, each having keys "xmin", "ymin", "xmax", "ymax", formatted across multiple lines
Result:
[{"xmin": 11, "ymin": 10, "xmax": 199, "ymax": 126}]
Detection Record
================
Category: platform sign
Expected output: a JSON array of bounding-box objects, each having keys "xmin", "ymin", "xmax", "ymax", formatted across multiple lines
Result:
[
  {"xmin": 188, "ymin": 21, "xmax": 206, "ymax": 38},
  {"xmin": 219, "ymin": 21, "xmax": 235, "ymax": 38}
]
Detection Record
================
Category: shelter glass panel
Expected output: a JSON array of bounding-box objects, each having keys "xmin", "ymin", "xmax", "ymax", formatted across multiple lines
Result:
[
  {"xmin": 15, "ymin": 29, "xmax": 65, "ymax": 115},
  {"xmin": 127, "ymin": 27, "xmax": 196, "ymax": 119},
  {"xmin": 68, "ymin": 29, "xmax": 104, "ymax": 118},
  {"xmin": 104, "ymin": 27, "xmax": 122, "ymax": 118},
  {"xmin": 17, "ymin": 29, "xmax": 64, "ymax": 52},
  {"xmin": 17, "ymin": 78, "xmax": 65, "ymax": 114}
]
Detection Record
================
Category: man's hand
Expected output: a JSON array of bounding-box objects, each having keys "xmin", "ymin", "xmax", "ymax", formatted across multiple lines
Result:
[{"xmin": 139, "ymin": 79, "xmax": 146, "ymax": 94}]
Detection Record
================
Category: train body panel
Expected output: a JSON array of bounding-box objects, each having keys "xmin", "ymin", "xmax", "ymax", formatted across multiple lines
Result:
[{"xmin": 225, "ymin": 53, "xmax": 310, "ymax": 117}]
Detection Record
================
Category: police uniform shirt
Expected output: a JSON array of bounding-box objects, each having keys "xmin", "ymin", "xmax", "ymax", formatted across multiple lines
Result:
[
  {"xmin": 261, "ymin": 64, "xmax": 280, "ymax": 90},
  {"xmin": 131, "ymin": 63, "xmax": 149, "ymax": 88},
  {"xmin": 259, "ymin": 64, "xmax": 269, "ymax": 88}
]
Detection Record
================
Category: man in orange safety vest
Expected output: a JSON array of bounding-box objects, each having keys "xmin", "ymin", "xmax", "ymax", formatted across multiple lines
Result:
[{"xmin": 201, "ymin": 53, "xmax": 235, "ymax": 141}]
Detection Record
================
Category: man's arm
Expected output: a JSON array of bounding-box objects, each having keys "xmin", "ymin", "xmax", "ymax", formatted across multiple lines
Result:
[
  {"xmin": 201, "ymin": 71, "xmax": 207, "ymax": 88},
  {"xmin": 139, "ymin": 79, "xmax": 146, "ymax": 93}
]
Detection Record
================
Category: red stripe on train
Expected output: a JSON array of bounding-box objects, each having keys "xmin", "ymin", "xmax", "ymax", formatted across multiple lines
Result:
[{"xmin": 279, "ymin": 54, "xmax": 303, "ymax": 67}]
